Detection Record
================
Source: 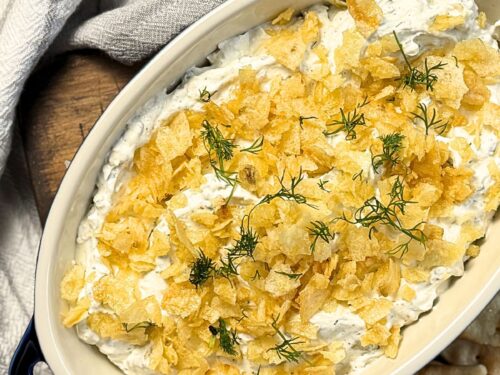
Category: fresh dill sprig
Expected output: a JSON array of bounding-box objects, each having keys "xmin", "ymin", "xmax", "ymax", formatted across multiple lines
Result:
[
  {"xmin": 209, "ymin": 318, "xmax": 239, "ymax": 356},
  {"xmin": 211, "ymin": 161, "xmax": 239, "ymax": 188},
  {"xmin": 122, "ymin": 321, "xmax": 154, "ymax": 333},
  {"xmin": 371, "ymin": 133, "xmax": 405, "ymax": 173},
  {"xmin": 189, "ymin": 249, "xmax": 216, "ymax": 288},
  {"xmin": 199, "ymin": 87, "xmax": 216, "ymax": 102},
  {"xmin": 338, "ymin": 176, "xmax": 426, "ymax": 256},
  {"xmin": 201, "ymin": 120, "xmax": 236, "ymax": 163},
  {"xmin": 268, "ymin": 315, "xmax": 305, "ymax": 363},
  {"xmin": 201, "ymin": 120, "xmax": 239, "ymax": 200},
  {"xmin": 217, "ymin": 256, "xmax": 240, "ymax": 280},
  {"xmin": 230, "ymin": 223, "xmax": 260, "ymax": 259},
  {"xmin": 308, "ymin": 221, "xmax": 335, "ymax": 252},
  {"xmin": 318, "ymin": 178, "xmax": 330, "ymax": 192},
  {"xmin": 275, "ymin": 271, "xmax": 303, "ymax": 280},
  {"xmin": 323, "ymin": 99, "xmax": 369, "ymax": 140},
  {"xmin": 299, "ymin": 116, "xmax": 318, "ymax": 129},
  {"xmin": 255, "ymin": 168, "xmax": 317, "ymax": 209},
  {"xmin": 358, "ymin": 96, "xmax": 370, "ymax": 108},
  {"xmin": 251, "ymin": 270, "xmax": 262, "ymax": 280},
  {"xmin": 393, "ymin": 31, "xmax": 447, "ymax": 91},
  {"xmin": 236, "ymin": 310, "xmax": 249, "ymax": 323},
  {"xmin": 241, "ymin": 136, "xmax": 264, "ymax": 154},
  {"xmin": 217, "ymin": 220, "xmax": 260, "ymax": 280},
  {"xmin": 411, "ymin": 103, "xmax": 449, "ymax": 135},
  {"xmin": 352, "ymin": 169, "xmax": 364, "ymax": 181}
]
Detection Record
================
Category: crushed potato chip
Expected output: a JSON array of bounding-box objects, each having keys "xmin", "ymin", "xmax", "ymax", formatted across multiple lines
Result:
[
  {"xmin": 347, "ymin": 0, "xmax": 383, "ymax": 36},
  {"xmin": 60, "ymin": 264, "xmax": 85, "ymax": 302}
]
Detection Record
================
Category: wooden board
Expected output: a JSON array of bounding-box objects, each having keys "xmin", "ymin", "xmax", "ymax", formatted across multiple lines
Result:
[{"xmin": 19, "ymin": 51, "xmax": 141, "ymax": 223}]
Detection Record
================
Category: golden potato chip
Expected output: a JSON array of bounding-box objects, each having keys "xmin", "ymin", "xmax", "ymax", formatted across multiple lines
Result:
[
  {"xmin": 421, "ymin": 239, "xmax": 464, "ymax": 269},
  {"xmin": 297, "ymin": 274, "xmax": 331, "ymax": 321},
  {"xmin": 272, "ymin": 8, "xmax": 295, "ymax": 25},
  {"xmin": 62, "ymin": 297, "xmax": 90, "ymax": 327},
  {"xmin": 362, "ymin": 57, "xmax": 401, "ymax": 80},
  {"xmin": 453, "ymin": 39, "xmax": 500, "ymax": 80},
  {"xmin": 485, "ymin": 160, "xmax": 500, "ymax": 211},
  {"xmin": 320, "ymin": 341, "xmax": 346, "ymax": 364},
  {"xmin": 285, "ymin": 313, "xmax": 319, "ymax": 340},
  {"xmin": 462, "ymin": 68, "xmax": 491, "ymax": 107},
  {"xmin": 265, "ymin": 263, "xmax": 301, "ymax": 297},
  {"xmin": 384, "ymin": 325, "xmax": 401, "ymax": 358},
  {"xmin": 373, "ymin": 259, "xmax": 401, "ymax": 297},
  {"xmin": 361, "ymin": 323, "xmax": 390, "ymax": 347},
  {"xmin": 60, "ymin": 264, "xmax": 85, "ymax": 302},
  {"xmin": 428, "ymin": 56, "xmax": 468, "ymax": 109},
  {"xmin": 156, "ymin": 111, "xmax": 193, "ymax": 162},
  {"xmin": 477, "ymin": 11, "xmax": 487, "ymax": 28},
  {"xmin": 347, "ymin": 0, "xmax": 383, "ymax": 36},
  {"xmin": 120, "ymin": 296, "xmax": 162, "ymax": 325},
  {"xmin": 213, "ymin": 277, "xmax": 237, "ymax": 305},
  {"xmin": 162, "ymin": 284, "xmax": 201, "ymax": 318},
  {"xmin": 206, "ymin": 362, "xmax": 241, "ymax": 375},
  {"xmin": 264, "ymin": 12, "xmax": 320, "ymax": 71},
  {"xmin": 358, "ymin": 298, "xmax": 392, "ymax": 325},
  {"xmin": 430, "ymin": 14, "xmax": 466, "ymax": 32},
  {"xmin": 334, "ymin": 29, "xmax": 365, "ymax": 72},
  {"xmin": 93, "ymin": 272, "xmax": 138, "ymax": 314},
  {"xmin": 278, "ymin": 223, "xmax": 311, "ymax": 263},
  {"xmin": 398, "ymin": 284, "xmax": 416, "ymax": 302}
]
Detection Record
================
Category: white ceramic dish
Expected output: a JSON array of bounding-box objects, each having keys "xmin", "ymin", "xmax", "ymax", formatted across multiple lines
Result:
[{"xmin": 31, "ymin": 1, "xmax": 500, "ymax": 374}]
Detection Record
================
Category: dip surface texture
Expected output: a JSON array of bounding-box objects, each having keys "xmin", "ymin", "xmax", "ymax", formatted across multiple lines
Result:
[{"xmin": 59, "ymin": 1, "xmax": 500, "ymax": 374}]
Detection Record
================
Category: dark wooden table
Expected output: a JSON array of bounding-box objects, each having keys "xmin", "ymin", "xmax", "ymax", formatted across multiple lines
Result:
[{"xmin": 19, "ymin": 51, "xmax": 141, "ymax": 223}]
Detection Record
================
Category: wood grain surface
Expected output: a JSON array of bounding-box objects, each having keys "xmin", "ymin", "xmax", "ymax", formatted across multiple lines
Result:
[{"xmin": 19, "ymin": 51, "xmax": 141, "ymax": 223}]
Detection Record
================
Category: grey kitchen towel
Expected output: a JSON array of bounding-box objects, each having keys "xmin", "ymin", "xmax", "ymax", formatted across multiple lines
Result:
[{"xmin": 0, "ymin": 0, "xmax": 224, "ymax": 372}]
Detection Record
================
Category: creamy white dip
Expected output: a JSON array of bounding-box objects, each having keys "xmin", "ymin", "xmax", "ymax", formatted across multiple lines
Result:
[{"xmin": 74, "ymin": 1, "xmax": 500, "ymax": 374}]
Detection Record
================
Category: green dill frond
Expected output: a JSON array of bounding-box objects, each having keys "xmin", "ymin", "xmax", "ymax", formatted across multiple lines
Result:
[
  {"xmin": 256, "ymin": 168, "xmax": 317, "ymax": 209},
  {"xmin": 275, "ymin": 271, "xmax": 303, "ymax": 280},
  {"xmin": 411, "ymin": 103, "xmax": 449, "ymax": 135},
  {"xmin": 210, "ymin": 318, "xmax": 240, "ymax": 355},
  {"xmin": 217, "ymin": 256, "xmax": 240, "ymax": 280},
  {"xmin": 267, "ymin": 315, "xmax": 305, "ymax": 363},
  {"xmin": 251, "ymin": 270, "xmax": 262, "ymax": 280},
  {"xmin": 199, "ymin": 87, "xmax": 216, "ymax": 102},
  {"xmin": 201, "ymin": 120, "xmax": 239, "ymax": 201},
  {"xmin": 324, "ymin": 106, "xmax": 366, "ymax": 140},
  {"xmin": 371, "ymin": 133, "xmax": 405, "ymax": 173},
  {"xmin": 393, "ymin": 31, "xmax": 446, "ymax": 91},
  {"xmin": 318, "ymin": 178, "xmax": 330, "ymax": 192},
  {"xmin": 299, "ymin": 116, "xmax": 318, "ymax": 129},
  {"xmin": 338, "ymin": 176, "xmax": 426, "ymax": 256},
  {"xmin": 201, "ymin": 120, "xmax": 236, "ymax": 163},
  {"xmin": 122, "ymin": 321, "xmax": 154, "ymax": 333},
  {"xmin": 241, "ymin": 136, "xmax": 264, "ymax": 154},
  {"xmin": 211, "ymin": 161, "xmax": 239, "ymax": 186},
  {"xmin": 218, "ymin": 221, "xmax": 260, "ymax": 279},
  {"xmin": 231, "ymin": 224, "xmax": 260, "ymax": 259},
  {"xmin": 189, "ymin": 250, "xmax": 216, "ymax": 288},
  {"xmin": 352, "ymin": 169, "xmax": 364, "ymax": 181},
  {"xmin": 358, "ymin": 96, "xmax": 370, "ymax": 108},
  {"xmin": 308, "ymin": 220, "xmax": 335, "ymax": 252}
]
